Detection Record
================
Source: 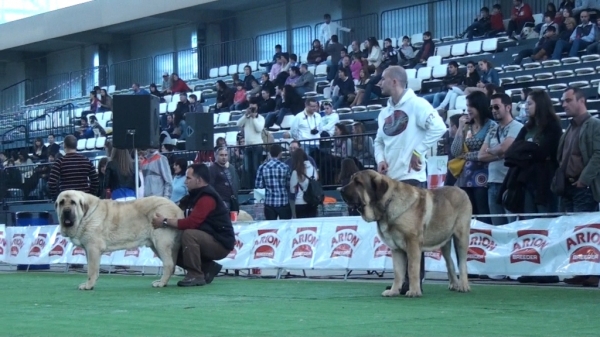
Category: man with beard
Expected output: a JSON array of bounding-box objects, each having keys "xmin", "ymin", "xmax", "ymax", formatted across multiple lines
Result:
[{"xmin": 374, "ymin": 66, "xmax": 446, "ymax": 296}]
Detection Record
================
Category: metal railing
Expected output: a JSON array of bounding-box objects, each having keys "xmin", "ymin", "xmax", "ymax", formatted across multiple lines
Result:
[
  {"xmin": 255, "ymin": 26, "xmax": 312, "ymax": 62},
  {"xmin": 314, "ymin": 13, "xmax": 378, "ymax": 46},
  {"xmin": 0, "ymin": 79, "xmax": 31, "ymax": 116},
  {"xmin": 381, "ymin": 0, "xmax": 454, "ymax": 41},
  {"xmin": 198, "ymin": 38, "xmax": 255, "ymax": 79},
  {"xmin": 109, "ymin": 57, "xmax": 154, "ymax": 91}
]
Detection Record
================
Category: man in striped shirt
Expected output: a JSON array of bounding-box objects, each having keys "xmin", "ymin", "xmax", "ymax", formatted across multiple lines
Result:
[
  {"xmin": 48, "ymin": 135, "xmax": 99, "ymax": 199},
  {"xmin": 255, "ymin": 144, "xmax": 292, "ymax": 220}
]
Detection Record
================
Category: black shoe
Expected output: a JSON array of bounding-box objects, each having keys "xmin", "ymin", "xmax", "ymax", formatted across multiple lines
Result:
[
  {"xmin": 177, "ymin": 276, "xmax": 206, "ymax": 287},
  {"xmin": 203, "ymin": 261, "xmax": 222, "ymax": 284}
]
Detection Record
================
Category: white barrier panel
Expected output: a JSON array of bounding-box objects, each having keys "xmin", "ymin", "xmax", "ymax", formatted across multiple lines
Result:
[{"xmin": 1, "ymin": 212, "xmax": 600, "ymax": 275}]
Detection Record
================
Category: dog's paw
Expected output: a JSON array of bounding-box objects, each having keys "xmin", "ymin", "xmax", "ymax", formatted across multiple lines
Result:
[
  {"xmin": 456, "ymin": 283, "xmax": 471, "ymax": 293},
  {"xmin": 448, "ymin": 281, "xmax": 460, "ymax": 291},
  {"xmin": 404, "ymin": 289, "xmax": 422, "ymax": 298},
  {"xmin": 152, "ymin": 280, "xmax": 167, "ymax": 288},
  {"xmin": 382, "ymin": 289, "xmax": 400, "ymax": 297},
  {"xmin": 78, "ymin": 282, "xmax": 94, "ymax": 290}
]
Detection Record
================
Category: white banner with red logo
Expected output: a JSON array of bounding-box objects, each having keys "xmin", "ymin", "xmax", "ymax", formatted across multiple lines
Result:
[{"xmin": 1, "ymin": 212, "xmax": 600, "ymax": 275}]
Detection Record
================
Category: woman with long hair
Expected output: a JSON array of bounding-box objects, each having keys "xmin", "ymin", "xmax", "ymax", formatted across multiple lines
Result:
[
  {"xmin": 350, "ymin": 66, "xmax": 371, "ymax": 107},
  {"xmin": 365, "ymin": 37, "xmax": 382, "ymax": 73},
  {"xmin": 337, "ymin": 158, "xmax": 360, "ymax": 216},
  {"xmin": 436, "ymin": 61, "xmax": 480, "ymax": 111},
  {"xmin": 290, "ymin": 148, "xmax": 319, "ymax": 218},
  {"xmin": 451, "ymin": 91, "xmax": 496, "ymax": 224},
  {"xmin": 31, "ymin": 137, "xmax": 47, "ymax": 162},
  {"xmin": 97, "ymin": 157, "xmax": 108, "ymax": 199},
  {"xmin": 170, "ymin": 157, "xmax": 188, "ymax": 204},
  {"xmin": 351, "ymin": 122, "xmax": 374, "ymax": 166},
  {"xmin": 104, "ymin": 148, "xmax": 138, "ymax": 201}
]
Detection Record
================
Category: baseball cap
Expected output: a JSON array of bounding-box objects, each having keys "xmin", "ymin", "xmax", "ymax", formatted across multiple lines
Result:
[{"xmin": 163, "ymin": 72, "xmax": 169, "ymax": 77}]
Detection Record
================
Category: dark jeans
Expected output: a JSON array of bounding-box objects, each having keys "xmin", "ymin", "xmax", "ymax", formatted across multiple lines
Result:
[
  {"xmin": 295, "ymin": 204, "xmax": 318, "ymax": 218},
  {"xmin": 560, "ymin": 184, "xmax": 599, "ymax": 213},
  {"xmin": 464, "ymin": 21, "xmax": 490, "ymax": 41},
  {"xmin": 264, "ymin": 204, "xmax": 292, "ymax": 220},
  {"xmin": 265, "ymin": 108, "xmax": 292, "ymax": 128},
  {"xmin": 244, "ymin": 145, "xmax": 263, "ymax": 189},
  {"xmin": 401, "ymin": 179, "xmax": 426, "ymax": 284},
  {"xmin": 360, "ymin": 74, "xmax": 382, "ymax": 105},
  {"xmin": 463, "ymin": 186, "xmax": 491, "ymax": 224},
  {"xmin": 177, "ymin": 229, "xmax": 230, "ymax": 279}
]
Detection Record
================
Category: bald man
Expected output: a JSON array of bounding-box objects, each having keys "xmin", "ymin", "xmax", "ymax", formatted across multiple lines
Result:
[{"xmin": 374, "ymin": 65, "xmax": 447, "ymax": 296}]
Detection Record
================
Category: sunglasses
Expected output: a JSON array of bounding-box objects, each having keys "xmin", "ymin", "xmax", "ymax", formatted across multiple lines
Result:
[{"xmin": 490, "ymin": 104, "xmax": 502, "ymax": 111}]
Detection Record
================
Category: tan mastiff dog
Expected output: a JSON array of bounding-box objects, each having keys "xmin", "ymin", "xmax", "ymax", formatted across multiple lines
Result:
[
  {"xmin": 55, "ymin": 190, "xmax": 184, "ymax": 290},
  {"xmin": 340, "ymin": 170, "xmax": 472, "ymax": 297}
]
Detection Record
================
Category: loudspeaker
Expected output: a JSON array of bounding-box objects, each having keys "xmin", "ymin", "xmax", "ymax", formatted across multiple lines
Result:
[
  {"xmin": 185, "ymin": 113, "xmax": 215, "ymax": 151},
  {"xmin": 112, "ymin": 95, "xmax": 160, "ymax": 149}
]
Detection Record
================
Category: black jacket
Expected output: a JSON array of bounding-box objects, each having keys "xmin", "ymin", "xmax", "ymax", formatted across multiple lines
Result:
[{"xmin": 180, "ymin": 185, "xmax": 235, "ymax": 251}]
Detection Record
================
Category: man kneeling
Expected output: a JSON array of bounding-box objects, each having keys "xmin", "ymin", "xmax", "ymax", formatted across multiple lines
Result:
[{"xmin": 153, "ymin": 163, "xmax": 235, "ymax": 287}]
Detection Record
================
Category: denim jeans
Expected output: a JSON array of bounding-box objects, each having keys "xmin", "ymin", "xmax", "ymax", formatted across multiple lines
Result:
[
  {"xmin": 244, "ymin": 145, "xmax": 263, "ymax": 189},
  {"xmin": 560, "ymin": 185, "xmax": 599, "ymax": 213},
  {"xmin": 423, "ymin": 91, "xmax": 447, "ymax": 108},
  {"xmin": 487, "ymin": 183, "xmax": 514, "ymax": 226}
]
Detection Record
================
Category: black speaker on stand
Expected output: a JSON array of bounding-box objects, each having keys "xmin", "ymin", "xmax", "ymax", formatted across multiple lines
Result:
[
  {"xmin": 112, "ymin": 95, "xmax": 161, "ymax": 150},
  {"xmin": 185, "ymin": 113, "xmax": 215, "ymax": 151}
]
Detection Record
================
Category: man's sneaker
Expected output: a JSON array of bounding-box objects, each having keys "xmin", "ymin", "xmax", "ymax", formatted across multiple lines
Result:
[
  {"xmin": 203, "ymin": 261, "xmax": 223, "ymax": 284},
  {"xmin": 177, "ymin": 276, "xmax": 206, "ymax": 287}
]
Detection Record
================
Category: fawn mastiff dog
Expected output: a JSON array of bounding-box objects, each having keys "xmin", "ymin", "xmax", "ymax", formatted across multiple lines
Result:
[
  {"xmin": 55, "ymin": 190, "xmax": 184, "ymax": 290},
  {"xmin": 339, "ymin": 170, "xmax": 472, "ymax": 297}
]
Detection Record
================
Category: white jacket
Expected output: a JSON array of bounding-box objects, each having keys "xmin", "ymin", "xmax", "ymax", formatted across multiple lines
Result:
[
  {"xmin": 374, "ymin": 89, "xmax": 446, "ymax": 182},
  {"xmin": 290, "ymin": 161, "xmax": 317, "ymax": 205}
]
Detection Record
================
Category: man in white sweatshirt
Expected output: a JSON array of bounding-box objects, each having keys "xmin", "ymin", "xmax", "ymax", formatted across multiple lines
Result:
[
  {"xmin": 374, "ymin": 65, "xmax": 447, "ymax": 296},
  {"xmin": 236, "ymin": 97, "xmax": 266, "ymax": 189}
]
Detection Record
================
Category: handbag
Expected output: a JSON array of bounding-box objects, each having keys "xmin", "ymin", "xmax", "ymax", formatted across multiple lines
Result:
[{"xmin": 448, "ymin": 142, "xmax": 468, "ymax": 178}]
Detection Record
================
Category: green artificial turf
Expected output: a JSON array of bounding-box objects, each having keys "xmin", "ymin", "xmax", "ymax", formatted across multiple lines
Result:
[{"xmin": 0, "ymin": 272, "xmax": 598, "ymax": 337}]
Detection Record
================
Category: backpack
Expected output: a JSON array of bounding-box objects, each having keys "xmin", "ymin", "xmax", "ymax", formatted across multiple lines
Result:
[{"xmin": 301, "ymin": 171, "xmax": 325, "ymax": 207}]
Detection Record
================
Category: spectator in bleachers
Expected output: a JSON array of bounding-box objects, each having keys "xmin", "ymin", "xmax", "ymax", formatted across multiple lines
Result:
[
  {"xmin": 293, "ymin": 64, "xmax": 315, "ymax": 97},
  {"xmin": 513, "ymin": 24, "xmax": 559, "ymax": 64},
  {"xmin": 351, "ymin": 122, "xmax": 375, "ymax": 166},
  {"xmin": 46, "ymin": 134, "xmax": 60, "ymax": 156},
  {"xmin": 451, "ymin": 91, "xmax": 496, "ymax": 224},
  {"xmin": 265, "ymin": 85, "xmax": 304, "ymax": 129},
  {"xmin": 552, "ymin": 10, "xmax": 595, "ymax": 58},
  {"xmin": 350, "ymin": 53, "xmax": 362, "ymax": 80},
  {"xmin": 552, "ymin": 16, "xmax": 578, "ymax": 55},
  {"xmin": 290, "ymin": 148, "xmax": 318, "ymax": 219},
  {"xmin": 99, "ymin": 89, "xmax": 112, "ymax": 112},
  {"xmin": 231, "ymin": 73, "xmax": 241, "ymax": 88},
  {"xmin": 289, "ymin": 53, "xmax": 299, "ymax": 67},
  {"xmin": 174, "ymin": 92, "xmax": 190, "ymax": 116},
  {"xmin": 349, "ymin": 66, "xmax": 371, "ymax": 107},
  {"xmin": 559, "ymin": 0, "xmax": 575, "ymax": 12},
  {"xmin": 209, "ymin": 147, "xmax": 240, "ymax": 212},
  {"xmin": 88, "ymin": 90, "xmax": 101, "ymax": 114},
  {"xmin": 572, "ymin": 0, "xmax": 598, "ymax": 17},
  {"xmin": 478, "ymin": 93, "xmax": 523, "ymax": 226},
  {"xmin": 487, "ymin": 4, "xmax": 506, "ymax": 37},
  {"xmin": 132, "ymin": 83, "xmax": 149, "ymax": 95},
  {"xmin": 96, "ymin": 157, "xmax": 107, "ymax": 199},
  {"xmin": 169, "ymin": 73, "xmax": 192, "ymax": 94},
  {"xmin": 104, "ymin": 148, "xmax": 138, "ymax": 202},
  {"xmin": 338, "ymin": 49, "xmax": 348, "ymax": 66},
  {"xmin": 348, "ymin": 40, "xmax": 362, "ymax": 60},
  {"xmin": 242, "ymin": 65, "xmax": 256, "ymax": 91},
  {"xmin": 325, "ymin": 34, "xmax": 345, "ymax": 81},
  {"xmin": 331, "ymin": 68, "xmax": 355, "ymax": 109},
  {"xmin": 320, "ymin": 14, "xmax": 352, "ymax": 45},
  {"xmin": 30, "ymin": 137, "xmax": 48, "ymax": 162},
  {"xmin": 435, "ymin": 61, "xmax": 477, "ymax": 111},
  {"xmin": 423, "ymin": 61, "xmax": 463, "ymax": 110},
  {"xmin": 364, "ymin": 37, "xmax": 382, "ymax": 73},
  {"xmin": 149, "ymin": 83, "xmax": 165, "ymax": 102},
  {"xmin": 260, "ymin": 44, "xmax": 283, "ymax": 73},
  {"xmin": 319, "ymin": 102, "xmax": 339, "ymax": 137},
  {"xmin": 500, "ymin": 89, "xmax": 562, "ymax": 217},
  {"xmin": 160, "ymin": 72, "xmax": 171, "ymax": 94},
  {"xmin": 212, "ymin": 80, "xmax": 234, "ymax": 113},
  {"xmin": 48, "ymin": 135, "xmax": 99, "ymax": 200},
  {"xmin": 170, "ymin": 157, "xmax": 188, "ymax": 204},
  {"xmin": 140, "ymin": 147, "xmax": 173, "ymax": 199},
  {"xmin": 163, "ymin": 115, "xmax": 175, "ymax": 136},
  {"xmin": 463, "ymin": 60, "xmax": 499, "ymax": 95},
  {"xmin": 258, "ymin": 89, "xmax": 276, "ymax": 114},
  {"xmin": 17, "ymin": 150, "xmax": 33, "ymax": 166},
  {"xmin": 270, "ymin": 54, "xmax": 290, "ymax": 82},
  {"xmin": 290, "ymin": 98, "xmax": 322, "ymax": 153},
  {"xmin": 188, "ymin": 94, "xmax": 203, "ymax": 113},
  {"xmin": 230, "ymin": 83, "xmax": 248, "ymax": 111},
  {"xmin": 507, "ymin": 0, "xmax": 535, "ymax": 40},
  {"xmin": 398, "ymin": 36, "xmax": 415, "ymax": 62},
  {"xmin": 260, "ymin": 73, "xmax": 275, "ymax": 96},
  {"xmin": 285, "ymin": 66, "xmax": 301, "ymax": 86},
  {"xmin": 558, "ymin": 7, "xmax": 574, "ymax": 30},
  {"xmin": 555, "ymin": 87, "xmax": 600, "ymax": 213},
  {"xmin": 359, "ymin": 66, "xmax": 384, "ymax": 106},
  {"xmin": 255, "ymin": 144, "xmax": 292, "ymax": 220},
  {"xmin": 246, "ymin": 79, "xmax": 262, "ymax": 100},
  {"xmin": 535, "ymin": 3, "xmax": 558, "ymax": 33},
  {"xmin": 585, "ymin": 16, "xmax": 600, "ymax": 53},
  {"xmin": 379, "ymin": 38, "xmax": 399, "ymax": 70},
  {"xmin": 516, "ymin": 87, "xmax": 533, "ymax": 123},
  {"xmin": 77, "ymin": 116, "xmax": 95, "ymax": 139},
  {"xmin": 404, "ymin": 31, "xmax": 435, "ymax": 69},
  {"xmin": 237, "ymin": 98, "xmax": 265, "ymax": 189},
  {"xmin": 307, "ymin": 39, "xmax": 328, "ymax": 65},
  {"xmin": 457, "ymin": 6, "xmax": 492, "ymax": 40}
]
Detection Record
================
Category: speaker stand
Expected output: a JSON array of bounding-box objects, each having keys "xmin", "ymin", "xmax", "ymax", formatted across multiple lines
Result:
[{"xmin": 127, "ymin": 129, "xmax": 140, "ymax": 199}]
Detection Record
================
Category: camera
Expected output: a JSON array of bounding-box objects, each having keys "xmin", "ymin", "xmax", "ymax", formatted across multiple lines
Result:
[{"xmin": 310, "ymin": 129, "xmax": 319, "ymax": 135}]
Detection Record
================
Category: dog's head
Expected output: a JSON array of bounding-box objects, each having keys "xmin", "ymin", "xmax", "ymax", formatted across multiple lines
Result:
[
  {"xmin": 339, "ymin": 169, "xmax": 389, "ymax": 222},
  {"xmin": 55, "ymin": 190, "xmax": 91, "ymax": 234}
]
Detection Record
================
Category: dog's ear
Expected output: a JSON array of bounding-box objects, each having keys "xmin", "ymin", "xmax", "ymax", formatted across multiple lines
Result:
[
  {"xmin": 371, "ymin": 174, "xmax": 389, "ymax": 202},
  {"xmin": 80, "ymin": 199, "xmax": 89, "ymax": 215}
]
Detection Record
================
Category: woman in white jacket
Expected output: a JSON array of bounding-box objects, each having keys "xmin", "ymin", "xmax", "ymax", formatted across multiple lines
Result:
[
  {"xmin": 365, "ymin": 37, "xmax": 382, "ymax": 73},
  {"xmin": 289, "ymin": 148, "xmax": 319, "ymax": 218}
]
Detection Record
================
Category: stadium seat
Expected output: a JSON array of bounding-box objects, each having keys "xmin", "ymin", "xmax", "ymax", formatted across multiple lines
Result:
[
  {"xmin": 95, "ymin": 137, "xmax": 106, "ymax": 150},
  {"xmin": 455, "ymin": 95, "xmax": 467, "ymax": 110},
  {"xmin": 581, "ymin": 54, "xmax": 600, "ymax": 62},
  {"xmin": 159, "ymin": 103, "xmax": 168, "ymax": 114},
  {"xmin": 407, "ymin": 78, "xmax": 422, "ymax": 92},
  {"xmin": 417, "ymin": 67, "xmax": 432, "ymax": 80},
  {"xmin": 216, "ymin": 112, "xmax": 231, "ymax": 126},
  {"xmin": 436, "ymin": 45, "xmax": 452, "ymax": 58},
  {"xmin": 167, "ymin": 101, "xmax": 178, "ymax": 113},
  {"xmin": 237, "ymin": 63, "xmax": 247, "ymax": 74},
  {"xmin": 406, "ymin": 69, "xmax": 417, "ymax": 79},
  {"xmin": 431, "ymin": 65, "xmax": 447, "ymax": 79},
  {"xmin": 228, "ymin": 64, "xmax": 238, "ymax": 75},
  {"xmin": 85, "ymin": 138, "xmax": 96, "ymax": 151},
  {"xmin": 218, "ymin": 66, "xmax": 228, "ymax": 77},
  {"xmin": 411, "ymin": 33, "xmax": 424, "ymax": 48},
  {"xmin": 315, "ymin": 64, "xmax": 328, "ymax": 77},
  {"xmin": 542, "ymin": 60, "xmax": 561, "ymax": 67},
  {"xmin": 248, "ymin": 61, "xmax": 258, "ymax": 71},
  {"xmin": 466, "ymin": 41, "xmax": 482, "ymax": 54},
  {"xmin": 481, "ymin": 38, "xmax": 498, "ymax": 53},
  {"xmin": 280, "ymin": 115, "xmax": 295, "ymax": 129},
  {"xmin": 209, "ymin": 68, "xmax": 219, "ymax": 78},
  {"xmin": 450, "ymin": 43, "xmax": 467, "ymax": 57},
  {"xmin": 427, "ymin": 56, "xmax": 442, "ymax": 67},
  {"xmin": 225, "ymin": 131, "xmax": 238, "ymax": 145}
]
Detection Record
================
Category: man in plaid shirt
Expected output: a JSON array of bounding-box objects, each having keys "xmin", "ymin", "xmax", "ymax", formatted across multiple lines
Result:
[{"xmin": 255, "ymin": 144, "xmax": 292, "ymax": 220}]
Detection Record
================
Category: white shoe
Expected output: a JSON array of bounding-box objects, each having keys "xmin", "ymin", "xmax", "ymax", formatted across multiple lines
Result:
[{"xmin": 175, "ymin": 266, "xmax": 186, "ymax": 276}]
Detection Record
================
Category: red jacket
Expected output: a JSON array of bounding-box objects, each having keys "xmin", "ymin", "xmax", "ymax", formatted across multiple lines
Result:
[
  {"xmin": 491, "ymin": 13, "xmax": 505, "ymax": 31},
  {"xmin": 511, "ymin": 4, "xmax": 534, "ymax": 24},
  {"xmin": 171, "ymin": 79, "xmax": 192, "ymax": 93}
]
